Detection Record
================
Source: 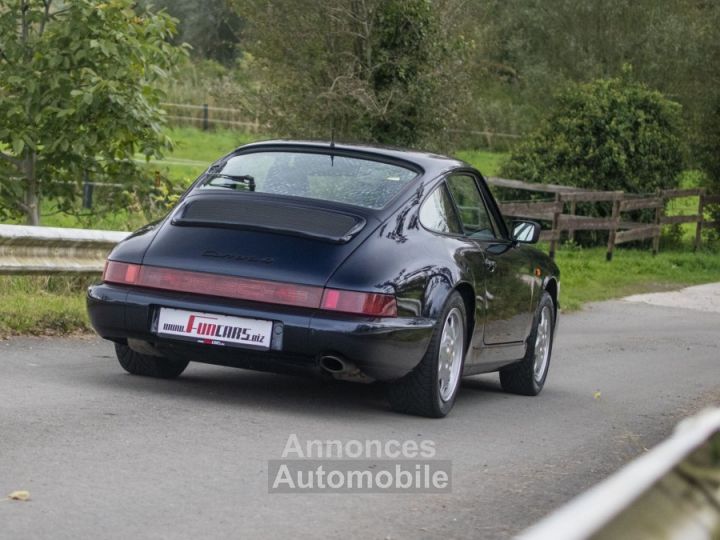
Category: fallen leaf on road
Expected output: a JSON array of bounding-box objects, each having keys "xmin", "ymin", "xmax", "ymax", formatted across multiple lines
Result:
[
  {"xmin": 8, "ymin": 490, "xmax": 30, "ymax": 501},
  {"xmin": 593, "ymin": 391, "xmax": 602, "ymax": 400}
]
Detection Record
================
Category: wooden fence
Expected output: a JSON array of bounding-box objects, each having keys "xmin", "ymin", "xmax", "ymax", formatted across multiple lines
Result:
[
  {"xmin": 489, "ymin": 177, "xmax": 719, "ymax": 260},
  {"xmin": 161, "ymin": 102, "xmax": 524, "ymax": 148},
  {"xmin": 161, "ymin": 102, "xmax": 262, "ymax": 132}
]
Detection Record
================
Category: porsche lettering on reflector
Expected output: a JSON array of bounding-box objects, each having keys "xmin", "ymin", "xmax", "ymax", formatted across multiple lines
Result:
[{"xmin": 157, "ymin": 307, "xmax": 272, "ymax": 350}]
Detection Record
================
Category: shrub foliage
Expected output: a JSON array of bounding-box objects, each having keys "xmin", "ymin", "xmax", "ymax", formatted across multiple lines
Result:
[{"xmin": 500, "ymin": 75, "xmax": 684, "ymax": 194}]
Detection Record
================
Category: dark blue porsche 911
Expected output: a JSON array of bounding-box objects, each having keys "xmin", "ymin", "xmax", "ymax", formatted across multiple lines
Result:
[{"xmin": 88, "ymin": 141, "xmax": 560, "ymax": 417}]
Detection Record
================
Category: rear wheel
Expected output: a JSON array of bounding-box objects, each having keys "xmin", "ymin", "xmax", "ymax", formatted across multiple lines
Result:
[
  {"xmin": 499, "ymin": 291, "xmax": 554, "ymax": 396},
  {"xmin": 115, "ymin": 343, "xmax": 189, "ymax": 379},
  {"xmin": 386, "ymin": 292, "xmax": 467, "ymax": 418}
]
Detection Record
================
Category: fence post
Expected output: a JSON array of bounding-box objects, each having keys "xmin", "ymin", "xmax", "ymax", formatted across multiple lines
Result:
[
  {"xmin": 694, "ymin": 190, "xmax": 705, "ymax": 251},
  {"xmin": 606, "ymin": 196, "xmax": 621, "ymax": 261},
  {"xmin": 652, "ymin": 189, "xmax": 663, "ymax": 256},
  {"xmin": 548, "ymin": 193, "xmax": 562, "ymax": 260},
  {"xmin": 82, "ymin": 172, "xmax": 93, "ymax": 209},
  {"xmin": 567, "ymin": 200, "xmax": 576, "ymax": 243},
  {"xmin": 202, "ymin": 103, "xmax": 209, "ymax": 131}
]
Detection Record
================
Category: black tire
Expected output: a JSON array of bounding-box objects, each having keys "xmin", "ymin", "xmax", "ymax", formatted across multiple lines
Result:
[
  {"xmin": 115, "ymin": 343, "xmax": 189, "ymax": 379},
  {"xmin": 386, "ymin": 292, "xmax": 467, "ymax": 418},
  {"xmin": 499, "ymin": 291, "xmax": 555, "ymax": 396}
]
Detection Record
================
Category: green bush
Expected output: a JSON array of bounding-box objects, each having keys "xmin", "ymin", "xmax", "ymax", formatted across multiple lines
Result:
[
  {"xmin": 697, "ymin": 98, "xmax": 720, "ymax": 190},
  {"xmin": 500, "ymin": 74, "xmax": 684, "ymax": 194}
]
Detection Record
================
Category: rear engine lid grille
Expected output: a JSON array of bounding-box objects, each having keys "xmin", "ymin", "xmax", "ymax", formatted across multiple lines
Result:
[{"xmin": 172, "ymin": 196, "xmax": 365, "ymax": 243}]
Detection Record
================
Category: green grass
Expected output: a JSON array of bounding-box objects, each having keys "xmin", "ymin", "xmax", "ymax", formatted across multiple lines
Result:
[
  {"xmin": 555, "ymin": 246, "xmax": 720, "ymax": 311},
  {"xmin": 168, "ymin": 126, "xmax": 261, "ymax": 162},
  {"xmin": 11, "ymin": 128, "xmax": 505, "ymax": 229},
  {"xmin": 155, "ymin": 130, "xmax": 508, "ymax": 182},
  {"xmin": 0, "ymin": 275, "xmax": 94, "ymax": 336},
  {"xmin": 455, "ymin": 150, "xmax": 508, "ymax": 177},
  {"xmin": 140, "ymin": 127, "xmax": 264, "ymax": 185}
]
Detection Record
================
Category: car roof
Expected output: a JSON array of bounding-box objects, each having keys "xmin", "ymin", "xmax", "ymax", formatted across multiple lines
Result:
[{"xmin": 231, "ymin": 140, "xmax": 473, "ymax": 178}]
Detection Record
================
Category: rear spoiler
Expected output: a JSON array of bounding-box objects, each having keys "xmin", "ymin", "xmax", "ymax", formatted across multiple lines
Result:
[{"xmin": 171, "ymin": 196, "xmax": 367, "ymax": 244}]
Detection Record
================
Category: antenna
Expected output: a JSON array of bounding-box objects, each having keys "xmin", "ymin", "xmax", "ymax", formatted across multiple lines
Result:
[{"xmin": 330, "ymin": 118, "xmax": 335, "ymax": 166}]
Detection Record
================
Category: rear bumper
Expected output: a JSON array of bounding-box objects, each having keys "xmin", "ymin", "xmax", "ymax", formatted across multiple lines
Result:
[{"xmin": 87, "ymin": 283, "xmax": 435, "ymax": 381}]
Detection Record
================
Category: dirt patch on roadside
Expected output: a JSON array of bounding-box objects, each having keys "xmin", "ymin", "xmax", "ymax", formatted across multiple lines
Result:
[{"xmin": 623, "ymin": 282, "xmax": 720, "ymax": 313}]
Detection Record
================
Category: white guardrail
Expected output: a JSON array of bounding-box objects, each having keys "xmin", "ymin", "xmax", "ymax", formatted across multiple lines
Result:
[
  {"xmin": 0, "ymin": 224, "xmax": 128, "ymax": 274},
  {"xmin": 520, "ymin": 407, "xmax": 720, "ymax": 540}
]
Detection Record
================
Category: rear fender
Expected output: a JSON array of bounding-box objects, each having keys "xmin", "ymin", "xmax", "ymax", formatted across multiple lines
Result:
[{"xmin": 422, "ymin": 274, "xmax": 454, "ymax": 321}]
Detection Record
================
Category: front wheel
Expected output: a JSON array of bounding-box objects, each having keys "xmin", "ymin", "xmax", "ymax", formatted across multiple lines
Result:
[
  {"xmin": 499, "ymin": 291, "xmax": 555, "ymax": 396},
  {"xmin": 386, "ymin": 292, "xmax": 467, "ymax": 418}
]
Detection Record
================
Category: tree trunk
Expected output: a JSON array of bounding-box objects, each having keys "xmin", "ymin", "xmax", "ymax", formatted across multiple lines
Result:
[{"xmin": 23, "ymin": 152, "xmax": 40, "ymax": 226}]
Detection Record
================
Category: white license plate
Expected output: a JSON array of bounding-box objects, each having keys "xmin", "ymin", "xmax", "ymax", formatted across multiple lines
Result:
[{"xmin": 156, "ymin": 307, "xmax": 272, "ymax": 350}]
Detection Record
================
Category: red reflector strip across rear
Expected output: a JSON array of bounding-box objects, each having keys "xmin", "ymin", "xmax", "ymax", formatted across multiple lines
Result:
[{"xmin": 103, "ymin": 261, "xmax": 397, "ymax": 317}]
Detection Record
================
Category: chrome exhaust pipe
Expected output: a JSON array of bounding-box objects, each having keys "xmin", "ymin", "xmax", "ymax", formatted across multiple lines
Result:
[
  {"xmin": 318, "ymin": 355, "xmax": 374, "ymax": 383},
  {"xmin": 319, "ymin": 355, "xmax": 348, "ymax": 373}
]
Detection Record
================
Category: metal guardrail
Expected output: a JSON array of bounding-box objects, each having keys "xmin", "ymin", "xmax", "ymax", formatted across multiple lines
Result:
[
  {"xmin": 519, "ymin": 408, "xmax": 720, "ymax": 540},
  {"xmin": 0, "ymin": 224, "xmax": 128, "ymax": 274}
]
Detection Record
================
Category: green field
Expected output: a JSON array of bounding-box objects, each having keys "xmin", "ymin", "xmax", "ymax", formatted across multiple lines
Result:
[
  {"xmin": 455, "ymin": 149, "xmax": 507, "ymax": 177},
  {"xmin": 28, "ymin": 128, "xmax": 506, "ymax": 230},
  {"xmin": 145, "ymin": 127, "xmax": 261, "ymax": 183},
  {"xmin": 156, "ymin": 129, "xmax": 508, "ymax": 182}
]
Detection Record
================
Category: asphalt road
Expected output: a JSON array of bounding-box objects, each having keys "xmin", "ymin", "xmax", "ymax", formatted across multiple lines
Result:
[{"xmin": 1, "ymin": 297, "xmax": 719, "ymax": 539}]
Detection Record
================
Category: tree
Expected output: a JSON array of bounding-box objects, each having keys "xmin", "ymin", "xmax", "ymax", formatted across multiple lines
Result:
[
  {"xmin": 138, "ymin": 0, "xmax": 243, "ymax": 66},
  {"xmin": 463, "ymin": 0, "xmax": 720, "ymax": 160},
  {"xmin": 0, "ymin": 0, "xmax": 186, "ymax": 225},
  {"xmin": 232, "ymin": 0, "xmax": 468, "ymax": 148},
  {"xmin": 500, "ymin": 74, "xmax": 684, "ymax": 194}
]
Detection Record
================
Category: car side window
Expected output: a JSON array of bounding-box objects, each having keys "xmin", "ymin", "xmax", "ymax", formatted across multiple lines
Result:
[
  {"xmin": 419, "ymin": 185, "xmax": 463, "ymax": 235},
  {"xmin": 446, "ymin": 174, "xmax": 498, "ymax": 240}
]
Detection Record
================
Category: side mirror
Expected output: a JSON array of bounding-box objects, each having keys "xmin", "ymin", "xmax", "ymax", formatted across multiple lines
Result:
[{"xmin": 511, "ymin": 220, "xmax": 541, "ymax": 244}]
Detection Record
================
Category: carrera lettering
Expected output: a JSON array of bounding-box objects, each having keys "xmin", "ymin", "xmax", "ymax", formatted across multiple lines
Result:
[{"xmin": 202, "ymin": 250, "xmax": 274, "ymax": 264}]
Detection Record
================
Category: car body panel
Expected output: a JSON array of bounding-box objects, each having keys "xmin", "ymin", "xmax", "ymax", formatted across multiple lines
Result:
[{"xmin": 88, "ymin": 140, "xmax": 560, "ymax": 382}]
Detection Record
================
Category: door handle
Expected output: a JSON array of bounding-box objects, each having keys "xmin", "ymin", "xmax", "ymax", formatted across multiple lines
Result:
[{"xmin": 484, "ymin": 259, "xmax": 497, "ymax": 273}]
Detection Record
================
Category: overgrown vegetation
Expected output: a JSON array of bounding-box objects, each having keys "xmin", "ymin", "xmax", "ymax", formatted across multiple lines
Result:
[
  {"xmin": 500, "ymin": 74, "xmax": 684, "ymax": 194},
  {"xmin": 229, "ymin": 0, "xmax": 468, "ymax": 148}
]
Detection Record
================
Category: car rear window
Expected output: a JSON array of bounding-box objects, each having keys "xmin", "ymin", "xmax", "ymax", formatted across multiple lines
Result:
[{"xmin": 198, "ymin": 151, "xmax": 418, "ymax": 209}]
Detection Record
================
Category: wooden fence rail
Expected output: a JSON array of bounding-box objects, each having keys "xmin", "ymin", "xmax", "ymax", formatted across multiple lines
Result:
[
  {"xmin": 490, "ymin": 178, "xmax": 718, "ymax": 260},
  {"xmin": 161, "ymin": 102, "xmax": 263, "ymax": 132}
]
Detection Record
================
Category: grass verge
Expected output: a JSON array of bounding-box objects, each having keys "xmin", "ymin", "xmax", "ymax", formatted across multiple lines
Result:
[
  {"xmin": 0, "ymin": 275, "xmax": 95, "ymax": 336},
  {"xmin": 555, "ymin": 246, "xmax": 720, "ymax": 310}
]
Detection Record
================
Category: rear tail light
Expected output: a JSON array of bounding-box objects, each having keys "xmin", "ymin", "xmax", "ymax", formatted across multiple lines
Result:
[
  {"xmin": 102, "ymin": 260, "xmax": 396, "ymax": 317},
  {"xmin": 103, "ymin": 261, "xmax": 141, "ymax": 285},
  {"xmin": 321, "ymin": 288, "xmax": 397, "ymax": 317}
]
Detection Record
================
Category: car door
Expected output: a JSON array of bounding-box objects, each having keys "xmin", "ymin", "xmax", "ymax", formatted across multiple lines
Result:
[{"xmin": 445, "ymin": 173, "xmax": 534, "ymax": 345}]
